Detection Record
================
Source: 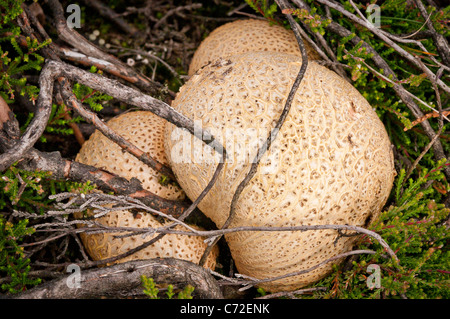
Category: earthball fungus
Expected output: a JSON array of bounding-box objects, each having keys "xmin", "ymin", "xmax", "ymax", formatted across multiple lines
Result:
[
  {"xmin": 188, "ymin": 18, "xmax": 319, "ymax": 76},
  {"xmin": 76, "ymin": 111, "xmax": 218, "ymax": 269},
  {"xmin": 165, "ymin": 51, "xmax": 396, "ymax": 291}
]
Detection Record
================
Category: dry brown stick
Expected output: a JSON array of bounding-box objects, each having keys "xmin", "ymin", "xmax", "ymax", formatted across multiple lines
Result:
[
  {"xmin": 53, "ymin": 92, "xmax": 86, "ymax": 146},
  {"xmin": 13, "ymin": 258, "xmax": 223, "ymax": 299},
  {"xmin": 55, "ymin": 219, "xmax": 398, "ymax": 263},
  {"xmin": 17, "ymin": 4, "xmax": 60, "ymax": 61},
  {"xmin": 405, "ymin": 110, "xmax": 450, "ymax": 131}
]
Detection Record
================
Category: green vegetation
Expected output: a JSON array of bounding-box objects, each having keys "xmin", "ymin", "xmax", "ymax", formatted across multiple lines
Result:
[
  {"xmin": 0, "ymin": 215, "xmax": 40, "ymax": 294},
  {"xmin": 0, "ymin": 0, "xmax": 49, "ymax": 103},
  {"xmin": 141, "ymin": 275, "xmax": 195, "ymax": 299}
]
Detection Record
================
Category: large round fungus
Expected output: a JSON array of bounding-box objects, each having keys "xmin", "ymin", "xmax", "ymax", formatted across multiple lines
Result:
[
  {"xmin": 76, "ymin": 111, "xmax": 217, "ymax": 269},
  {"xmin": 188, "ymin": 19, "xmax": 319, "ymax": 76},
  {"xmin": 165, "ymin": 51, "xmax": 396, "ymax": 291}
]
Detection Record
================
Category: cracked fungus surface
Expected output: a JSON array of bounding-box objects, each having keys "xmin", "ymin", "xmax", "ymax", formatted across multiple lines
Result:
[
  {"xmin": 188, "ymin": 18, "xmax": 319, "ymax": 76},
  {"xmin": 165, "ymin": 51, "xmax": 396, "ymax": 291},
  {"xmin": 75, "ymin": 111, "xmax": 217, "ymax": 269}
]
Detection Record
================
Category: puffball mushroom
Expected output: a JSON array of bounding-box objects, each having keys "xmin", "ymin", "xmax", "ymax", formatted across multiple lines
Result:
[
  {"xmin": 75, "ymin": 111, "xmax": 218, "ymax": 269},
  {"xmin": 165, "ymin": 51, "xmax": 396, "ymax": 291},
  {"xmin": 188, "ymin": 18, "xmax": 319, "ymax": 76}
]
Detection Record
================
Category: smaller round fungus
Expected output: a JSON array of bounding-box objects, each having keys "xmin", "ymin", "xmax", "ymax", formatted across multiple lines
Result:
[
  {"xmin": 188, "ymin": 18, "xmax": 319, "ymax": 76},
  {"xmin": 75, "ymin": 111, "xmax": 217, "ymax": 269}
]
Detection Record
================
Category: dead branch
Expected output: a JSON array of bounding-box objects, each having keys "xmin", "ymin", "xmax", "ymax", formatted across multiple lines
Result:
[
  {"xmin": 34, "ymin": 191, "xmax": 400, "ymax": 266},
  {"xmin": 12, "ymin": 258, "xmax": 223, "ymax": 299},
  {"xmin": 406, "ymin": 110, "xmax": 450, "ymax": 131}
]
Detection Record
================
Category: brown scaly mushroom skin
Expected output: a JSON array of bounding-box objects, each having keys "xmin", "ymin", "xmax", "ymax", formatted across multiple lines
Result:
[
  {"xmin": 165, "ymin": 51, "xmax": 396, "ymax": 291},
  {"xmin": 76, "ymin": 111, "xmax": 218, "ymax": 269},
  {"xmin": 188, "ymin": 19, "xmax": 320, "ymax": 76}
]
